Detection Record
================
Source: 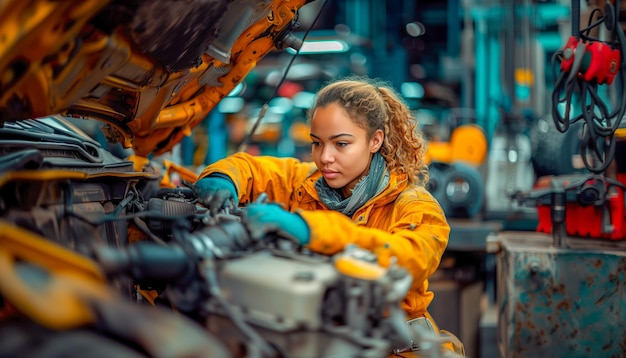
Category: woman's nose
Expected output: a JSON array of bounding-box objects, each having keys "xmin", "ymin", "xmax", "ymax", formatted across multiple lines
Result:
[{"xmin": 320, "ymin": 146, "xmax": 335, "ymax": 163}]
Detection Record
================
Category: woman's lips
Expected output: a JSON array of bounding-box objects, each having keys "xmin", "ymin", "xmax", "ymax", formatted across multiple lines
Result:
[{"xmin": 322, "ymin": 170, "xmax": 339, "ymax": 180}]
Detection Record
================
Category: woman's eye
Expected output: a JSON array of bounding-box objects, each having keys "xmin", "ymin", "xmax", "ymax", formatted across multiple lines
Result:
[
  {"xmin": 336, "ymin": 142, "xmax": 348, "ymax": 148},
  {"xmin": 311, "ymin": 141, "xmax": 320, "ymax": 147}
]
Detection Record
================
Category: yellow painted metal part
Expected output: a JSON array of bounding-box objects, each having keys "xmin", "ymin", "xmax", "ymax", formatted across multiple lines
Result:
[
  {"xmin": 615, "ymin": 127, "xmax": 626, "ymax": 138},
  {"xmin": 448, "ymin": 124, "xmax": 487, "ymax": 165},
  {"xmin": 425, "ymin": 124, "xmax": 487, "ymax": 166},
  {"xmin": 0, "ymin": 170, "xmax": 88, "ymax": 187},
  {"xmin": 425, "ymin": 141, "xmax": 454, "ymax": 164},
  {"xmin": 133, "ymin": 0, "xmax": 307, "ymax": 156},
  {"xmin": 137, "ymin": 289, "xmax": 179, "ymax": 312},
  {"xmin": 0, "ymin": 0, "xmax": 308, "ymax": 157},
  {"xmin": 0, "ymin": 221, "xmax": 112, "ymax": 330},
  {"xmin": 0, "ymin": 0, "xmax": 115, "ymax": 117},
  {"xmin": 160, "ymin": 159, "xmax": 199, "ymax": 188},
  {"xmin": 514, "ymin": 68, "xmax": 534, "ymax": 86},
  {"xmin": 128, "ymin": 155, "xmax": 152, "ymax": 173},
  {"xmin": 138, "ymin": 289, "xmax": 158, "ymax": 306},
  {"xmin": 334, "ymin": 256, "xmax": 387, "ymax": 281},
  {"xmin": 0, "ymin": 169, "xmax": 157, "ymax": 189},
  {"xmin": 126, "ymin": 155, "xmax": 199, "ymax": 187}
]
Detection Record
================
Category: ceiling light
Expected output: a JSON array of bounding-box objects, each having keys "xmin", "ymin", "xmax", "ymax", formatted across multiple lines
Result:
[{"xmin": 286, "ymin": 40, "xmax": 350, "ymax": 55}]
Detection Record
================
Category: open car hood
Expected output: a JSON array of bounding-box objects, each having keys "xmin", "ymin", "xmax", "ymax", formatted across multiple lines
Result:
[{"xmin": 0, "ymin": 0, "xmax": 311, "ymax": 157}]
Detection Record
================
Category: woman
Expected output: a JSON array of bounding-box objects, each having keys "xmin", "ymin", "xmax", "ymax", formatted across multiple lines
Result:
[{"xmin": 195, "ymin": 76, "xmax": 458, "ymax": 354}]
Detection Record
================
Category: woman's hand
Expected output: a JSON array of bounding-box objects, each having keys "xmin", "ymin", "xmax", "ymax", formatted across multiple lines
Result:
[
  {"xmin": 242, "ymin": 203, "xmax": 310, "ymax": 245},
  {"xmin": 194, "ymin": 175, "xmax": 238, "ymax": 214}
]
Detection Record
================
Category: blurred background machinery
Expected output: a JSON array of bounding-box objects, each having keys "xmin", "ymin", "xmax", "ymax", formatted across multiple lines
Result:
[
  {"xmin": 4, "ymin": 0, "xmax": 626, "ymax": 357},
  {"xmin": 157, "ymin": 0, "xmax": 626, "ymax": 355}
]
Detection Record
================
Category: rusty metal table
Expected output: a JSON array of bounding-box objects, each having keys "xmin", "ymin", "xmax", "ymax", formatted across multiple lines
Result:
[{"xmin": 489, "ymin": 231, "xmax": 626, "ymax": 357}]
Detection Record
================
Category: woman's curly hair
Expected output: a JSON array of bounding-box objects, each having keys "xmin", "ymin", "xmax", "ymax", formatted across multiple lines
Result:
[{"xmin": 307, "ymin": 75, "xmax": 428, "ymax": 185}]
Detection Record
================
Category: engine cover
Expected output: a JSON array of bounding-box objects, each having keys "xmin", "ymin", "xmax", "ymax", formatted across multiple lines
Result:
[{"xmin": 216, "ymin": 251, "xmax": 338, "ymax": 332}]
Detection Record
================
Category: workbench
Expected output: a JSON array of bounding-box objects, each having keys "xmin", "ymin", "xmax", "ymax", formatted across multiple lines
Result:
[{"xmin": 489, "ymin": 231, "xmax": 626, "ymax": 357}]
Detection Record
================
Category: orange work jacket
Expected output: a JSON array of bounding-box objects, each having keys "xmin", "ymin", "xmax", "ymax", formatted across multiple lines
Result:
[{"xmin": 199, "ymin": 152, "xmax": 450, "ymax": 318}]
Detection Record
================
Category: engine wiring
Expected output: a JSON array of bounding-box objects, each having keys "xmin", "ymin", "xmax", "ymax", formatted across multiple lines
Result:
[
  {"xmin": 237, "ymin": 0, "xmax": 329, "ymax": 153},
  {"xmin": 550, "ymin": 2, "xmax": 626, "ymax": 174}
]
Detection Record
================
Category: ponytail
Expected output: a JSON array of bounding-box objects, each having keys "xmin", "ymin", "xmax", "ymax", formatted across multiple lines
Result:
[{"xmin": 378, "ymin": 87, "xmax": 428, "ymax": 185}]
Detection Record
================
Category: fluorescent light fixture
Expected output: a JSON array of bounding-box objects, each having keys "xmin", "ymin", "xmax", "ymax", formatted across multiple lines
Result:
[
  {"xmin": 401, "ymin": 82, "xmax": 425, "ymax": 99},
  {"xmin": 293, "ymin": 91, "xmax": 316, "ymax": 109},
  {"xmin": 269, "ymin": 97, "xmax": 294, "ymax": 114},
  {"xmin": 218, "ymin": 97, "xmax": 244, "ymax": 114},
  {"xmin": 250, "ymin": 106, "xmax": 283, "ymax": 123},
  {"xmin": 286, "ymin": 39, "xmax": 350, "ymax": 55},
  {"xmin": 406, "ymin": 22, "xmax": 425, "ymax": 37}
]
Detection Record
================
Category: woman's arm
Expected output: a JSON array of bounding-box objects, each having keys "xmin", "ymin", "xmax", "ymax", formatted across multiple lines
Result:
[
  {"xmin": 198, "ymin": 152, "xmax": 317, "ymax": 205},
  {"xmin": 298, "ymin": 186, "xmax": 449, "ymax": 290}
]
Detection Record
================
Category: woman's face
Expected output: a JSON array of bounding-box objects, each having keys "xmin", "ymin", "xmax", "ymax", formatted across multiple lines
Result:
[{"xmin": 310, "ymin": 102, "xmax": 383, "ymax": 197}]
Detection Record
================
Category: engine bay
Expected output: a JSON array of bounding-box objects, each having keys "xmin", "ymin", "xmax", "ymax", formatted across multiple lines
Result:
[{"xmin": 0, "ymin": 1, "xmax": 464, "ymax": 356}]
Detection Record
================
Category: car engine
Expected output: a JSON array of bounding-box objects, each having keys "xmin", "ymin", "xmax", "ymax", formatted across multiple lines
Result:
[
  {"xmin": 0, "ymin": 115, "xmax": 462, "ymax": 357},
  {"xmin": 0, "ymin": 1, "xmax": 463, "ymax": 357}
]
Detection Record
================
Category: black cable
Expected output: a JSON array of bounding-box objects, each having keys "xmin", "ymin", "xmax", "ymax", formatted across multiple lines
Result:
[
  {"xmin": 550, "ymin": 4, "xmax": 626, "ymax": 174},
  {"xmin": 571, "ymin": 0, "xmax": 580, "ymax": 38},
  {"xmin": 63, "ymin": 208, "xmax": 199, "ymax": 227},
  {"xmin": 580, "ymin": 8, "xmax": 604, "ymax": 39},
  {"xmin": 237, "ymin": 0, "xmax": 329, "ymax": 152}
]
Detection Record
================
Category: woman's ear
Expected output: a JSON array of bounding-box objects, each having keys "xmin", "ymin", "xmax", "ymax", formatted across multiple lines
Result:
[{"xmin": 370, "ymin": 129, "xmax": 384, "ymax": 153}]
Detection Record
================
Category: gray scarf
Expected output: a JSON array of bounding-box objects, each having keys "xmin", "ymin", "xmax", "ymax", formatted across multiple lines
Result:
[{"xmin": 315, "ymin": 152, "xmax": 389, "ymax": 218}]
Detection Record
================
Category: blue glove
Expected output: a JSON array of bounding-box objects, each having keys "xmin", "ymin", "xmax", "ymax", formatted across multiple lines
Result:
[
  {"xmin": 242, "ymin": 203, "xmax": 310, "ymax": 245},
  {"xmin": 194, "ymin": 174, "xmax": 238, "ymax": 214}
]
